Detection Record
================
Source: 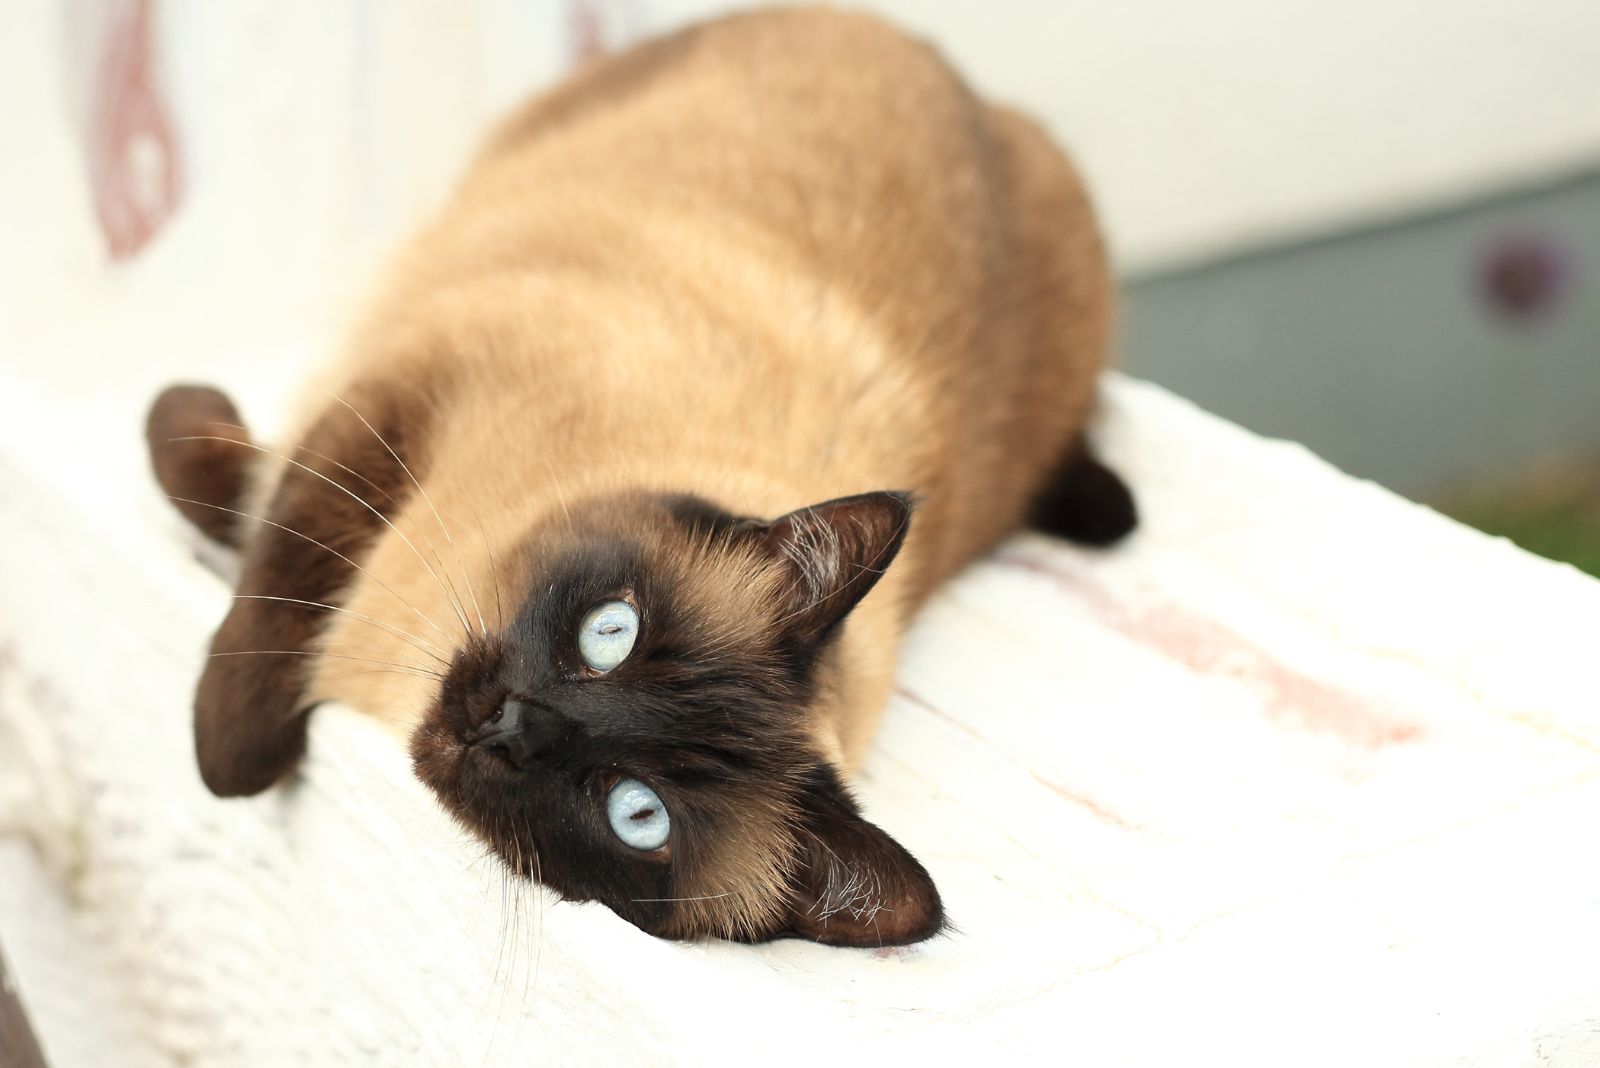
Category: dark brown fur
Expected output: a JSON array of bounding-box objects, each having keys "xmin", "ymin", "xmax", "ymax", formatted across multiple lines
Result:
[{"xmin": 164, "ymin": 379, "xmax": 440, "ymax": 796}]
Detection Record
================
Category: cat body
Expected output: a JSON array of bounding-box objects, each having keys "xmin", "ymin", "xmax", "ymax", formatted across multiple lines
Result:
[{"xmin": 148, "ymin": 9, "xmax": 1132, "ymax": 946}]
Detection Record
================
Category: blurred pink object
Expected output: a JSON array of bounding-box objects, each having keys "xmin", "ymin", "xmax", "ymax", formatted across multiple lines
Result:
[
  {"xmin": 567, "ymin": 0, "xmax": 644, "ymax": 67},
  {"xmin": 1478, "ymin": 232, "xmax": 1575, "ymax": 324},
  {"xmin": 87, "ymin": 0, "xmax": 183, "ymax": 261}
]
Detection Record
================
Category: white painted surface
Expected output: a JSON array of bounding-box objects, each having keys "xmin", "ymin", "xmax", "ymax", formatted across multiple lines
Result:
[
  {"xmin": 3, "ymin": 367, "xmax": 1599, "ymax": 1065},
  {"xmin": 0, "ymin": 844, "xmax": 165, "ymax": 1068},
  {"xmin": 4, "ymin": 4, "xmax": 1600, "ymax": 1065}
]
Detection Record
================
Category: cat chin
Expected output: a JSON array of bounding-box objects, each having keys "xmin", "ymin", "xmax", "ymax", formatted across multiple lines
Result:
[{"xmin": 407, "ymin": 720, "xmax": 472, "ymax": 824}]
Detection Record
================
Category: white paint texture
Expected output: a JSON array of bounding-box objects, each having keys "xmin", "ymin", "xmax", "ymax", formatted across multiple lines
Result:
[
  {"xmin": 4, "ymin": 4, "xmax": 1600, "ymax": 1065},
  {"xmin": 4, "ymin": 370, "xmax": 1600, "ymax": 1065}
]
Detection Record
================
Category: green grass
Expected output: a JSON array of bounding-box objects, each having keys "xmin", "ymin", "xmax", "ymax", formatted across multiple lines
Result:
[{"xmin": 1441, "ymin": 465, "xmax": 1600, "ymax": 578}]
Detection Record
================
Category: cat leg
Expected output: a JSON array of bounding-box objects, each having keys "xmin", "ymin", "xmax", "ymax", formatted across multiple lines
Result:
[
  {"xmin": 1029, "ymin": 437, "xmax": 1138, "ymax": 546},
  {"xmin": 182, "ymin": 390, "xmax": 425, "ymax": 796}
]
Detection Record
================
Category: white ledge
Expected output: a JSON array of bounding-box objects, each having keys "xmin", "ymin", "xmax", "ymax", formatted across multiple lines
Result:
[
  {"xmin": 3, "ymin": 371, "xmax": 1599, "ymax": 1065},
  {"xmin": 5, "ymin": 6, "xmax": 1600, "ymax": 1063}
]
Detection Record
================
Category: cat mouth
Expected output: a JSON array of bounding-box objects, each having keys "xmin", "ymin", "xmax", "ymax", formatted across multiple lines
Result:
[
  {"xmin": 408, "ymin": 635, "xmax": 522, "ymax": 789},
  {"xmin": 408, "ymin": 707, "xmax": 477, "ymax": 804},
  {"xmin": 412, "ymin": 700, "xmax": 556, "ymax": 809},
  {"xmin": 410, "ymin": 720, "xmax": 559, "ymax": 885}
]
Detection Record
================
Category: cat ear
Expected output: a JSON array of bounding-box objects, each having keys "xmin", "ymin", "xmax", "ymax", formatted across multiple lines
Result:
[
  {"xmin": 755, "ymin": 491, "xmax": 915, "ymax": 646},
  {"xmin": 777, "ymin": 765, "xmax": 945, "ymax": 947}
]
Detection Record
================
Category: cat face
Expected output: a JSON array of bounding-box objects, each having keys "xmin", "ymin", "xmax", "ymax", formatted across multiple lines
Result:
[{"xmin": 409, "ymin": 490, "xmax": 945, "ymax": 946}]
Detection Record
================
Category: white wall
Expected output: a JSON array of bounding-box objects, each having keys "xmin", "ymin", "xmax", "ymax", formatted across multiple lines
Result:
[{"xmin": 12, "ymin": 1, "xmax": 1600, "ymax": 292}]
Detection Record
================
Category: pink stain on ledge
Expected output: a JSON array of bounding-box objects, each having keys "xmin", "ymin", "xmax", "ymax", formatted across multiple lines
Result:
[
  {"xmin": 896, "ymin": 685, "xmax": 1143, "ymax": 832},
  {"xmin": 1027, "ymin": 771, "xmax": 1141, "ymax": 833},
  {"xmin": 999, "ymin": 553, "xmax": 1421, "ymax": 750}
]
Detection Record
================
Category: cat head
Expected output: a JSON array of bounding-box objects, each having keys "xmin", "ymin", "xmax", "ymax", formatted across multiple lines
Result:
[{"xmin": 409, "ymin": 489, "xmax": 946, "ymax": 946}]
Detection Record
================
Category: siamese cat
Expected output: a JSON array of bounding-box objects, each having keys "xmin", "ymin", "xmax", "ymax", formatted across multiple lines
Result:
[{"xmin": 145, "ymin": 8, "xmax": 1135, "ymax": 948}]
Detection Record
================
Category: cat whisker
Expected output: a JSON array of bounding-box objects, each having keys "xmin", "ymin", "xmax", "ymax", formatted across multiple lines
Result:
[
  {"xmin": 326, "ymin": 393, "xmax": 490, "ymax": 639},
  {"xmin": 229, "ymin": 594, "xmax": 447, "ymax": 665},
  {"xmin": 630, "ymin": 892, "xmax": 736, "ymax": 903},
  {"xmin": 316, "ymin": 640, "xmax": 441, "ymax": 678},
  {"xmin": 540, "ymin": 453, "xmax": 576, "ymax": 535},
  {"xmin": 495, "ymin": 822, "xmax": 525, "ymax": 1029},
  {"xmin": 303, "ymin": 444, "xmax": 405, "ymax": 509},
  {"xmin": 460, "ymin": 845, "xmax": 499, "ymax": 877},
  {"xmin": 474, "ymin": 511, "xmax": 507, "ymax": 633},
  {"xmin": 323, "ymin": 666, "xmax": 449, "ymax": 685},
  {"xmin": 478, "ymin": 869, "xmax": 515, "ymax": 1058},
  {"xmin": 158, "ymin": 492, "xmax": 453, "ymax": 642},
  {"xmin": 529, "ymin": 815, "xmax": 544, "ymax": 1000},
  {"xmin": 206, "ymin": 648, "xmax": 443, "ymax": 680},
  {"xmin": 422, "ymin": 536, "xmax": 481, "ymax": 644},
  {"xmin": 492, "ymin": 845, "xmax": 516, "ymax": 995},
  {"xmin": 168, "ymin": 434, "xmax": 479, "ymax": 641},
  {"xmin": 180, "ymin": 422, "xmax": 406, "ymax": 512}
]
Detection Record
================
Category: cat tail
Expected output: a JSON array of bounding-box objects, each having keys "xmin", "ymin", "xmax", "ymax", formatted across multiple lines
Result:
[{"xmin": 1029, "ymin": 437, "xmax": 1138, "ymax": 547}]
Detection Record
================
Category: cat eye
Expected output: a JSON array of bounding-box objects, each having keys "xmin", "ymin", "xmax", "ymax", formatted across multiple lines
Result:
[
  {"xmin": 606, "ymin": 777, "xmax": 670, "ymax": 851},
  {"xmin": 577, "ymin": 599, "xmax": 639, "ymax": 673}
]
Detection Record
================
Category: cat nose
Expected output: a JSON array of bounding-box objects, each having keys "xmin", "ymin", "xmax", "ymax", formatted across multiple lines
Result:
[{"xmin": 473, "ymin": 698, "xmax": 568, "ymax": 769}]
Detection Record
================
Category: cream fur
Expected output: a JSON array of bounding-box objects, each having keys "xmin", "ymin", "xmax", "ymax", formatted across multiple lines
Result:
[{"xmin": 282, "ymin": 9, "xmax": 1111, "ymax": 770}]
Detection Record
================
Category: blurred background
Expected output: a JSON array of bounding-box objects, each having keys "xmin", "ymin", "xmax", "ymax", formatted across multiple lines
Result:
[{"xmin": 8, "ymin": 0, "xmax": 1599, "ymax": 574}]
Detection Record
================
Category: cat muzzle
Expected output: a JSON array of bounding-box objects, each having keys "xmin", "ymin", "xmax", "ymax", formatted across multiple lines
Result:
[{"xmin": 471, "ymin": 697, "xmax": 570, "ymax": 770}]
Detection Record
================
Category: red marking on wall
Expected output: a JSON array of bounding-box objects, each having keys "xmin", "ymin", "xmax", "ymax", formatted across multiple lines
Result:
[
  {"xmin": 566, "ymin": 0, "xmax": 642, "ymax": 68},
  {"xmin": 1000, "ymin": 553, "xmax": 1421, "ymax": 750},
  {"xmin": 88, "ymin": 0, "xmax": 184, "ymax": 260}
]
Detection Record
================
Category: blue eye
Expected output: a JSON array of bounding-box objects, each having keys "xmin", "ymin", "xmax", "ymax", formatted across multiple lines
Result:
[
  {"xmin": 578, "ymin": 599, "xmax": 638, "ymax": 672},
  {"xmin": 607, "ymin": 778, "xmax": 670, "ymax": 851}
]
